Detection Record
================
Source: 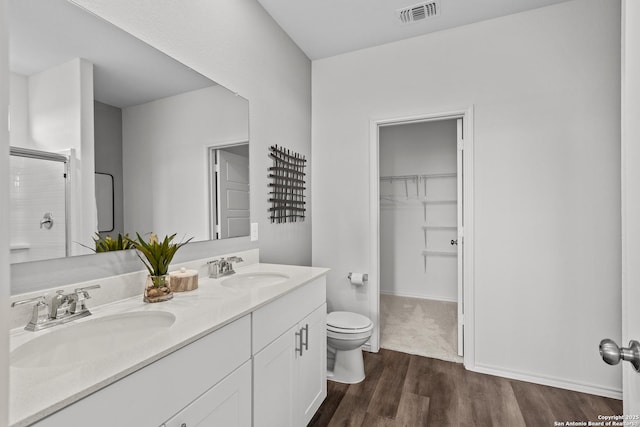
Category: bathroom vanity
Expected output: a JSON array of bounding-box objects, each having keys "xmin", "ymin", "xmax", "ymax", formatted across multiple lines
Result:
[{"xmin": 8, "ymin": 252, "xmax": 328, "ymax": 427}]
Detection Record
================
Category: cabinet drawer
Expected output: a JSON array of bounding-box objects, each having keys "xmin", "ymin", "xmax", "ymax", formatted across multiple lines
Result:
[
  {"xmin": 35, "ymin": 315, "xmax": 251, "ymax": 427},
  {"xmin": 252, "ymin": 276, "xmax": 326, "ymax": 354},
  {"xmin": 162, "ymin": 360, "xmax": 252, "ymax": 427}
]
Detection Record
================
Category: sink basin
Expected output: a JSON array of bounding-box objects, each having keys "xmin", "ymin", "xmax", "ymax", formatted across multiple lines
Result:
[
  {"xmin": 11, "ymin": 311, "xmax": 175, "ymax": 369},
  {"xmin": 221, "ymin": 272, "xmax": 289, "ymax": 289}
]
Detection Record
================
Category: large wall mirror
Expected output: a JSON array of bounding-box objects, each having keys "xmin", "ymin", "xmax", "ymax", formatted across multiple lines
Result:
[{"xmin": 8, "ymin": 0, "xmax": 250, "ymax": 267}]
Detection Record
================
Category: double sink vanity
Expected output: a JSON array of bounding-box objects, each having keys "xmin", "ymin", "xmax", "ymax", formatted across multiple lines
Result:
[{"xmin": 8, "ymin": 249, "xmax": 328, "ymax": 426}]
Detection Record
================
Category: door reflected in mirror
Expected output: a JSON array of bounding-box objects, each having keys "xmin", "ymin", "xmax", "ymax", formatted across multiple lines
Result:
[
  {"xmin": 8, "ymin": 0, "xmax": 250, "ymax": 264},
  {"xmin": 209, "ymin": 144, "xmax": 250, "ymax": 240}
]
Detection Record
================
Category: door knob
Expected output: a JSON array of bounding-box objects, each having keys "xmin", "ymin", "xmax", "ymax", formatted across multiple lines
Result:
[{"xmin": 599, "ymin": 338, "xmax": 640, "ymax": 372}]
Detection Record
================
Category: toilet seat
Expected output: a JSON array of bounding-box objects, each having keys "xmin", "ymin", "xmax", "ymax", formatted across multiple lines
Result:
[{"xmin": 327, "ymin": 311, "xmax": 373, "ymax": 333}]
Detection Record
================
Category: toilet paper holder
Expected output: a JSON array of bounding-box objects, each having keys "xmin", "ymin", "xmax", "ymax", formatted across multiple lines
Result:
[{"xmin": 347, "ymin": 272, "xmax": 368, "ymax": 282}]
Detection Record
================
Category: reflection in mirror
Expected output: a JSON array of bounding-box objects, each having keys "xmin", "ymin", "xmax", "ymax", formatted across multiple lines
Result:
[
  {"xmin": 8, "ymin": 0, "xmax": 250, "ymax": 265},
  {"xmin": 209, "ymin": 143, "xmax": 250, "ymax": 240}
]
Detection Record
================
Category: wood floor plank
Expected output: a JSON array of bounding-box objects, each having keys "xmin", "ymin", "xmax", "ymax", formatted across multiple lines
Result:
[
  {"xmin": 366, "ymin": 349, "xmax": 411, "ymax": 418},
  {"xmin": 308, "ymin": 381, "xmax": 350, "ymax": 427},
  {"xmin": 310, "ymin": 349, "xmax": 622, "ymax": 427},
  {"xmin": 325, "ymin": 352, "xmax": 385, "ymax": 427},
  {"xmin": 344, "ymin": 351, "xmax": 385, "ymax": 407},
  {"xmin": 403, "ymin": 355, "xmax": 460, "ymax": 426},
  {"xmin": 325, "ymin": 395, "xmax": 367, "ymax": 427},
  {"xmin": 394, "ymin": 392, "xmax": 430, "ymax": 426},
  {"xmin": 487, "ymin": 376, "xmax": 527, "ymax": 427},
  {"xmin": 359, "ymin": 413, "xmax": 398, "ymax": 427},
  {"xmin": 457, "ymin": 369, "xmax": 527, "ymax": 427},
  {"xmin": 538, "ymin": 383, "xmax": 591, "ymax": 423},
  {"xmin": 510, "ymin": 380, "xmax": 558, "ymax": 426},
  {"xmin": 576, "ymin": 391, "xmax": 623, "ymax": 421}
]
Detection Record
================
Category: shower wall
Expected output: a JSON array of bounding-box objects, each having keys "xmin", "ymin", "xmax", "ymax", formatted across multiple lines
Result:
[
  {"xmin": 9, "ymin": 58, "xmax": 97, "ymax": 256},
  {"xmin": 9, "ymin": 156, "xmax": 66, "ymax": 263},
  {"xmin": 379, "ymin": 119, "xmax": 457, "ymax": 301}
]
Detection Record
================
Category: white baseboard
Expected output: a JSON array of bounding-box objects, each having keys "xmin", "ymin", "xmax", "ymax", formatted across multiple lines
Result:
[
  {"xmin": 379, "ymin": 289, "xmax": 457, "ymax": 303},
  {"xmin": 471, "ymin": 363, "xmax": 622, "ymax": 400}
]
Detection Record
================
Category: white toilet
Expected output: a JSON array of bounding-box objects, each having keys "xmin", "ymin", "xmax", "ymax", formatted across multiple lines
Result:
[{"xmin": 326, "ymin": 311, "xmax": 374, "ymax": 384}]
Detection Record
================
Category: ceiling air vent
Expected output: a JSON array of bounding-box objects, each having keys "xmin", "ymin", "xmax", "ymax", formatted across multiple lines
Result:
[{"xmin": 397, "ymin": 1, "xmax": 439, "ymax": 24}]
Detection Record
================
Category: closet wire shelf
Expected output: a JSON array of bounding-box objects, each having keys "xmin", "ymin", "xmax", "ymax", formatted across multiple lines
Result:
[
  {"xmin": 268, "ymin": 145, "xmax": 306, "ymax": 223},
  {"xmin": 380, "ymin": 173, "xmax": 458, "ymax": 271}
]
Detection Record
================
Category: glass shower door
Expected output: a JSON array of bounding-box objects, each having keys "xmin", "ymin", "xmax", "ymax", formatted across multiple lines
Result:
[{"xmin": 9, "ymin": 148, "xmax": 69, "ymax": 263}]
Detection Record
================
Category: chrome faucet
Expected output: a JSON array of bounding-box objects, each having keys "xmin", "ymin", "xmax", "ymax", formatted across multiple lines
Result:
[
  {"xmin": 11, "ymin": 284, "xmax": 101, "ymax": 331},
  {"xmin": 11, "ymin": 296, "xmax": 49, "ymax": 332},
  {"xmin": 208, "ymin": 256, "xmax": 244, "ymax": 278},
  {"xmin": 49, "ymin": 290, "xmax": 71, "ymax": 319}
]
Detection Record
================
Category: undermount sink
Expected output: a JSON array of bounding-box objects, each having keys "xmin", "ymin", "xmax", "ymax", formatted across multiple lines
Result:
[
  {"xmin": 11, "ymin": 311, "xmax": 175, "ymax": 369},
  {"xmin": 221, "ymin": 272, "xmax": 289, "ymax": 289}
]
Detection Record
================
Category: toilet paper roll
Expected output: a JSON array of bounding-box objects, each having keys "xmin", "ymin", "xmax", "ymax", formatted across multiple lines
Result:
[{"xmin": 349, "ymin": 273, "xmax": 366, "ymax": 286}]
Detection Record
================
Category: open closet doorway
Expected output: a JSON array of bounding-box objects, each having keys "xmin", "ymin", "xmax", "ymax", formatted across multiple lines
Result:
[{"xmin": 369, "ymin": 108, "xmax": 474, "ymax": 367}]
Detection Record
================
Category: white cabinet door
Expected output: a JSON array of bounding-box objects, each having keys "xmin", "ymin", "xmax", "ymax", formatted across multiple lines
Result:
[
  {"xmin": 253, "ymin": 303, "xmax": 327, "ymax": 427},
  {"xmin": 298, "ymin": 304, "xmax": 327, "ymax": 426},
  {"xmin": 163, "ymin": 361, "xmax": 252, "ymax": 427},
  {"xmin": 253, "ymin": 325, "xmax": 298, "ymax": 427}
]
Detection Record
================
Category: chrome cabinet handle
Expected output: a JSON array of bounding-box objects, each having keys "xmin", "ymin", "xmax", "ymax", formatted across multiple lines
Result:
[
  {"xmin": 302, "ymin": 324, "xmax": 309, "ymax": 351},
  {"xmin": 295, "ymin": 329, "xmax": 303, "ymax": 356},
  {"xmin": 600, "ymin": 338, "xmax": 640, "ymax": 372}
]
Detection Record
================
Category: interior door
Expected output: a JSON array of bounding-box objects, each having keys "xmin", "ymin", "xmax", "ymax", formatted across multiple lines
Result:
[
  {"xmin": 456, "ymin": 118, "xmax": 464, "ymax": 357},
  {"xmin": 601, "ymin": 1, "xmax": 640, "ymax": 411},
  {"xmin": 622, "ymin": 0, "xmax": 640, "ymax": 412},
  {"xmin": 216, "ymin": 149, "xmax": 250, "ymax": 239}
]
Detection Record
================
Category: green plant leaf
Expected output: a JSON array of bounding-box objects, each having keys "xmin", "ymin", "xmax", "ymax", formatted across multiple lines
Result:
[{"xmin": 126, "ymin": 232, "xmax": 193, "ymax": 281}]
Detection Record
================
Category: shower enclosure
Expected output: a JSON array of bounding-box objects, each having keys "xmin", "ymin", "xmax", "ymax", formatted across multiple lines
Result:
[{"xmin": 9, "ymin": 146, "xmax": 70, "ymax": 263}]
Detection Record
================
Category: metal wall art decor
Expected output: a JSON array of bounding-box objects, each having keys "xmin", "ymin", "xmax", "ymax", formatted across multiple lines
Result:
[{"xmin": 268, "ymin": 145, "xmax": 306, "ymax": 223}]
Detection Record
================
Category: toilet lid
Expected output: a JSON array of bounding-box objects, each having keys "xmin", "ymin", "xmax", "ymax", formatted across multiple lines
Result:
[{"xmin": 327, "ymin": 311, "xmax": 372, "ymax": 330}]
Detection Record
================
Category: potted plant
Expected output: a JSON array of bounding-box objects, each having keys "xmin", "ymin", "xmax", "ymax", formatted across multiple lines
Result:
[
  {"xmin": 77, "ymin": 233, "xmax": 135, "ymax": 253},
  {"xmin": 92, "ymin": 233, "xmax": 135, "ymax": 252},
  {"xmin": 128, "ymin": 233, "xmax": 193, "ymax": 303}
]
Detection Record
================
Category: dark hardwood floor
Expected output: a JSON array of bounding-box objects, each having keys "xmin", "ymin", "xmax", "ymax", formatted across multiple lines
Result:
[{"xmin": 308, "ymin": 349, "xmax": 622, "ymax": 427}]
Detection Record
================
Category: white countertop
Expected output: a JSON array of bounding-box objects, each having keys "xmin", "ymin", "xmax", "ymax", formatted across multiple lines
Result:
[{"xmin": 9, "ymin": 262, "xmax": 329, "ymax": 427}]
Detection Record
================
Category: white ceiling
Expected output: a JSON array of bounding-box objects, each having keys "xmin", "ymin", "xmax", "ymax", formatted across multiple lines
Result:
[
  {"xmin": 256, "ymin": 0, "xmax": 575, "ymax": 60},
  {"xmin": 10, "ymin": 0, "xmax": 215, "ymax": 108}
]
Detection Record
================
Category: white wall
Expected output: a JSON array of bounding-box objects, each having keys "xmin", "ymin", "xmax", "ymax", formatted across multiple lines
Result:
[
  {"xmin": 379, "ymin": 120, "xmax": 457, "ymax": 301},
  {"xmin": 70, "ymin": 0, "xmax": 312, "ymax": 266},
  {"xmin": 122, "ymin": 85, "xmax": 248, "ymax": 241},
  {"xmin": 312, "ymin": 0, "xmax": 622, "ymax": 397},
  {"xmin": 0, "ymin": 0, "xmax": 8, "ymax": 422},
  {"xmin": 8, "ymin": 73, "xmax": 28, "ymax": 145}
]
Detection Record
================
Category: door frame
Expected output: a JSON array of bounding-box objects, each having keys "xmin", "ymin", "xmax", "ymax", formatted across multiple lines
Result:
[
  {"xmin": 368, "ymin": 106, "xmax": 475, "ymax": 368},
  {"xmin": 621, "ymin": 0, "xmax": 639, "ymax": 412}
]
